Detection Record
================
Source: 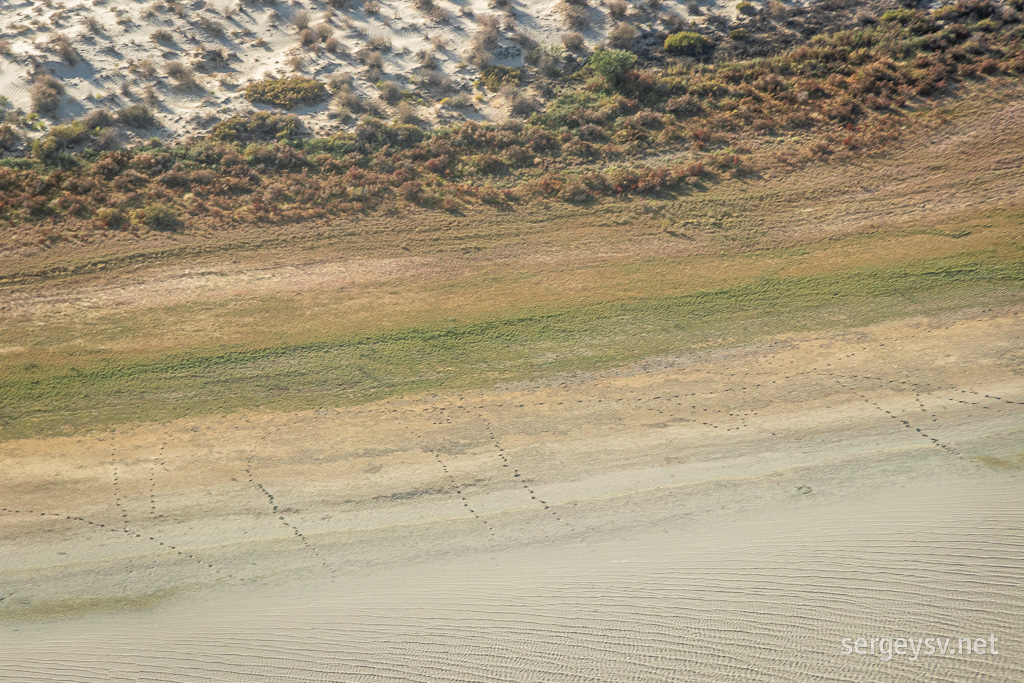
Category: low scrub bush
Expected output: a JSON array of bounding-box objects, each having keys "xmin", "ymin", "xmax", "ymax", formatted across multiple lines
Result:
[
  {"xmin": 52, "ymin": 33, "xmax": 78, "ymax": 65},
  {"xmin": 117, "ymin": 104, "xmax": 156, "ymax": 128},
  {"xmin": 476, "ymin": 66, "xmax": 523, "ymax": 91},
  {"xmin": 30, "ymin": 75, "xmax": 64, "ymax": 116},
  {"xmin": 132, "ymin": 203, "xmax": 183, "ymax": 231},
  {"xmin": 562, "ymin": 31, "xmax": 586, "ymax": 51},
  {"xmin": 95, "ymin": 206, "xmax": 128, "ymax": 229},
  {"xmin": 664, "ymin": 31, "xmax": 709, "ymax": 55},
  {"xmin": 588, "ymin": 49, "xmax": 637, "ymax": 86},
  {"xmin": 244, "ymin": 76, "xmax": 329, "ymax": 109},
  {"xmin": 210, "ymin": 112, "xmax": 303, "ymax": 143},
  {"xmin": 608, "ymin": 22, "xmax": 639, "ymax": 49}
]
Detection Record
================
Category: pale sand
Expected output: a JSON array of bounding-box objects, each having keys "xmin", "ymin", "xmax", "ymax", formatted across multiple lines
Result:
[{"xmin": 1, "ymin": 307, "xmax": 1022, "ymax": 680}]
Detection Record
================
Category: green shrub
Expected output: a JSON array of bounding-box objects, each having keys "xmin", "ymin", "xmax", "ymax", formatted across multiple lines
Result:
[
  {"xmin": 587, "ymin": 49, "xmax": 637, "ymax": 86},
  {"xmin": 244, "ymin": 76, "xmax": 329, "ymax": 109},
  {"xmin": 970, "ymin": 18, "xmax": 999, "ymax": 33},
  {"xmin": 210, "ymin": 112, "xmax": 303, "ymax": 143},
  {"xmin": 32, "ymin": 122, "xmax": 91, "ymax": 165},
  {"xmin": 0, "ymin": 157, "xmax": 37, "ymax": 170},
  {"xmin": 476, "ymin": 66, "xmax": 522, "ymax": 91},
  {"xmin": 664, "ymin": 31, "xmax": 709, "ymax": 55},
  {"xmin": 132, "ymin": 203, "xmax": 182, "ymax": 231},
  {"xmin": 117, "ymin": 104, "xmax": 156, "ymax": 128},
  {"xmin": 729, "ymin": 28, "xmax": 748, "ymax": 41},
  {"xmin": 736, "ymin": 1, "xmax": 757, "ymax": 15}
]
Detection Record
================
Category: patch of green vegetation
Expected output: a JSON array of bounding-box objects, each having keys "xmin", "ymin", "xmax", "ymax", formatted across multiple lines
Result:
[
  {"xmin": 664, "ymin": 31, "xmax": 710, "ymax": 55},
  {"xmin": 0, "ymin": 157, "xmax": 38, "ymax": 170},
  {"xmin": 2, "ymin": 257, "xmax": 1022, "ymax": 440},
  {"xmin": 243, "ymin": 76, "xmax": 329, "ymax": 109},
  {"xmin": 131, "ymin": 203, "xmax": 183, "ymax": 231},
  {"xmin": 881, "ymin": 8, "xmax": 918, "ymax": 24},
  {"xmin": 210, "ymin": 111, "xmax": 303, "ymax": 143},
  {"xmin": 587, "ymin": 49, "xmax": 637, "ymax": 86},
  {"xmin": 476, "ymin": 66, "xmax": 523, "ymax": 91}
]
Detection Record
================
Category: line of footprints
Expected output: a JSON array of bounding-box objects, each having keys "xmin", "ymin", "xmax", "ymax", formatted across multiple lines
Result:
[{"xmin": 3, "ymin": 365, "xmax": 1020, "ymax": 581}]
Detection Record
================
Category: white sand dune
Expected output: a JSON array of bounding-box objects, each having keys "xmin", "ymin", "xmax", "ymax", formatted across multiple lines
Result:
[
  {"xmin": 1, "ymin": 309, "xmax": 1022, "ymax": 680},
  {"xmin": 0, "ymin": 0, "xmax": 756, "ymax": 140}
]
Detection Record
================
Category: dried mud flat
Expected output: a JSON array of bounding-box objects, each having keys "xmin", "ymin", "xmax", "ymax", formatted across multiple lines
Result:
[{"xmin": 1, "ymin": 307, "xmax": 1023, "ymax": 681}]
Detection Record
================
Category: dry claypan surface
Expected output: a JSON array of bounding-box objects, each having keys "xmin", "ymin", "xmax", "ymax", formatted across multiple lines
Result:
[{"xmin": 1, "ymin": 308, "xmax": 1022, "ymax": 681}]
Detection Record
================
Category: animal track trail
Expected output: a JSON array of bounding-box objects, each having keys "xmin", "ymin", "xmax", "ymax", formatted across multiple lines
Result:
[
  {"xmin": 475, "ymin": 413, "xmax": 575, "ymax": 531},
  {"xmin": 637, "ymin": 385, "xmax": 764, "ymax": 433},
  {"xmin": 109, "ymin": 444, "xmax": 130, "ymax": 533},
  {"xmin": 825, "ymin": 372, "xmax": 1024, "ymax": 419},
  {"xmin": 832, "ymin": 378, "xmax": 962, "ymax": 457},
  {"xmin": 0, "ymin": 504, "xmax": 229, "ymax": 577},
  {"xmin": 912, "ymin": 392, "xmax": 940, "ymax": 424},
  {"xmin": 413, "ymin": 417, "xmax": 495, "ymax": 538},
  {"xmin": 244, "ymin": 431, "xmax": 331, "ymax": 573},
  {"xmin": 148, "ymin": 440, "xmax": 167, "ymax": 519},
  {"xmin": 115, "ymin": 435, "xmax": 233, "ymax": 577},
  {"xmin": 636, "ymin": 401, "xmax": 734, "ymax": 435}
]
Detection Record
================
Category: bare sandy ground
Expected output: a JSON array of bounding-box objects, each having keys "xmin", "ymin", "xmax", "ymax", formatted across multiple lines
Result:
[{"xmin": 1, "ymin": 306, "xmax": 1022, "ymax": 680}]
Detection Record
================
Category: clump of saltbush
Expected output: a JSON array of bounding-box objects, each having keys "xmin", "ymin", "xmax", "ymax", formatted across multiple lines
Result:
[
  {"xmin": 664, "ymin": 31, "xmax": 708, "ymax": 55},
  {"xmin": 587, "ymin": 49, "xmax": 637, "ymax": 86},
  {"xmin": 244, "ymin": 76, "xmax": 330, "ymax": 109},
  {"xmin": 132, "ymin": 203, "xmax": 183, "ymax": 231},
  {"xmin": 30, "ymin": 75, "xmax": 64, "ymax": 116},
  {"xmin": 736, "ymin": 1, "xmax": 757, "ymax": 16},
  {"xmin": 210, "ymin": 111, "xmax": 303, "ymax": 143},
  {"xmin": 476, "ymin": 65, "xmax": 522, "ymax": 91},
  {"xmin": 117, "ymin": 104, "xmax": 156, "ymax": 128}
]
